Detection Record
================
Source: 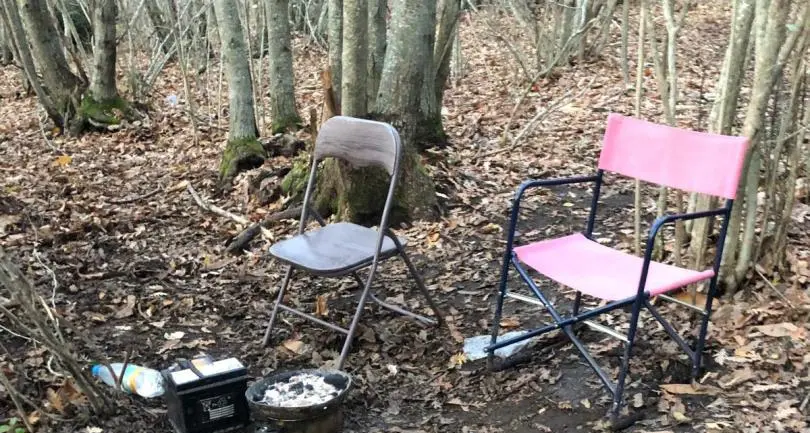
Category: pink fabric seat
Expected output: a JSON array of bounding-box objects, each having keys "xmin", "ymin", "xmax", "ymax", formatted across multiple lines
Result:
[{"xmin": 514, "ymin": 233, "xmax": 715, "ymax": 301}]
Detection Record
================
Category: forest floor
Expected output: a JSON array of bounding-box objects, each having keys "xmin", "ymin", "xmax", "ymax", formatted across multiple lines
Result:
[{"xmin": 2, "ymin": 2, "xmax": 810, "ymax": 433}]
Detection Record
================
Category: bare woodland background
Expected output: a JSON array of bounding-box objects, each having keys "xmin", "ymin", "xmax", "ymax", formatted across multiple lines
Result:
[{"xmin": 0, "ymin": 0, "xmax": 809, "ymax": 432}]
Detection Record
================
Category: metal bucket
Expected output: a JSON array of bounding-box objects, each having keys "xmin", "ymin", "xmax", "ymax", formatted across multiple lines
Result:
[{"xmin": 245, "ymin": 369, "xmax": 352, "ymax": 433}]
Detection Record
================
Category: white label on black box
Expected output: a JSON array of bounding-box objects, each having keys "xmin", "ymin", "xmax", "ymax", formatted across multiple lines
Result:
[{"xmin": 200, "ymin": 395, "xmax": 235, "ymax": 422}]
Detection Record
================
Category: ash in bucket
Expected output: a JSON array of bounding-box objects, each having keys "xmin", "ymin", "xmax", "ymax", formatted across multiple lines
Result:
[{"xmin": 261, "ymin": 373, "xmax": 340, "ymax": 407}]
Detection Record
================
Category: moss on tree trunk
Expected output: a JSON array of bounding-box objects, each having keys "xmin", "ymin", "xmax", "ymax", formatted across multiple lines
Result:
[
  {"xmin": 308, "ymin": 144, "xmax": 438, "ymax": 226},
  {"xmin": 271, "ymin": 114, "xmax": 302, "ymax": 135},
  {"xmin": 78, "ymin": 95, "xmax": 130, "ymax": 125},
  {"xmin": 219, "ymin": 137, "xmax": 266, "ymax": 183}
]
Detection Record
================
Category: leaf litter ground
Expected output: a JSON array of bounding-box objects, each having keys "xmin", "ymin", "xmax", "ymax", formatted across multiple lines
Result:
[{"xmin": 1, "ymin": 3, "xmax": 809, "ymax": 433}]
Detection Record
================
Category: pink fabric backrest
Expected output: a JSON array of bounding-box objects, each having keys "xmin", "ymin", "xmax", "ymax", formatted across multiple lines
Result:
[{"xmin": 598, "ymin": 113, "xmax": 749, "ymax": 199}]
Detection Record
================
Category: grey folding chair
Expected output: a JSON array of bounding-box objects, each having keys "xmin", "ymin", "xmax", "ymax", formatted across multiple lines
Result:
[{"xmin": 261, "ymin": 115, "xmax": 445, "ymax": 369}]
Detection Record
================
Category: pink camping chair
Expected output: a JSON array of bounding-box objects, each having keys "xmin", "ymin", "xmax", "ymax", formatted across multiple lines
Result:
[{"xmin": 485, "ymin": 113, "xmax": 748, "ymax": 420}]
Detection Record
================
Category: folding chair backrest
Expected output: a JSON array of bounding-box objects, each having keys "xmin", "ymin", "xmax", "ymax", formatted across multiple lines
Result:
[
  {"xmin": 313, "ymin": 116, "xmax": 401, "ymax": 175},
  {"xmin": 299, "ymin": 116, "xmax": 402, "ymax": 236},
  {"xmin": 598, "ymin": 113, "xmax": 749, "ymax": 199}
]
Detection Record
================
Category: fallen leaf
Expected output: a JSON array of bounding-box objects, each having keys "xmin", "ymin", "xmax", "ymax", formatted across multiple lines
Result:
[
  {"xmin": 114, "ymin": 295, "xmax": 136, "ymax": 319},
  {"xmin": 46, "ymin": 388, "xmax": 65, "ymax": 414},
  {"xmin": 446, "ymin": 321, "xmax": 465, "ymax": 343},
  {"xmin": 499, "ymin": 317, "xmax": 521, "ymax": 329},
  {"xmin": 753, "ymin": 322, "xmax": 806, "ymax": 340},
  {"xmin": 26, "ymin": 410, "xmax": 41, "ymax": 425},
  {"xmin": 671, "ymin": 411, "xmax": 690, "ymax": 423},
  {"xmin": 314, "ymin": 295, "xmax": 329, "ymax": 317},
  {"xmin": 164, "ymin": 331, "xmax": 185, "ymax": 340},
  {"xmin": 448, "ymin": 352, "xmax": 467, "ymax": 367},
  {"xmin": 719, "ymin": 367, "xmax": 755, "ymax": 389},
  {"xmin": 281, "ymin": 338, "xmax": 307, "ymax": 354},
  {"xmin": 53, "ymin": 154, "xmax": 72, "ymax": 167},
  {"xmin": 660, "ymin": 383, "xmax": 715, "ymax": 395},
  {"xmin": 580, "ymin": 398, "xmax": 591, "ymax": 409},
  {"xmin": 0, "ymin": 214, "xmax": 20, "ymax": 234},
  {"xmin": 672, "ymin": 290, "xmax": 715, "ymax": 308}
]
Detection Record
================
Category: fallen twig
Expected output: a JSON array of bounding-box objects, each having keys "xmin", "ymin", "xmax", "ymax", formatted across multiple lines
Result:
[
  {"xmin": 0, "ymin": 366, "xmax": 36, "ymax": 433},
  {"xmin": 186, "ymin": 183, "xmax": 274, "ymax": 242},
  {"xmin": 108, "ymin": 187, "xmax": 162, "ymax": 204},
  {"xmin": 225, "ymin": 205, "xmax": 304, "ymax": 254},
  {"xmin": 755, "ymin": 267, "xmax": 795, "ymax": 310}
]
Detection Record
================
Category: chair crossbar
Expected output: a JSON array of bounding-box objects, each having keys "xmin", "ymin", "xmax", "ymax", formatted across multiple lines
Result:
[
  {"xmin": 643, "ymin": 300, "xmax": 696, "ymax": 360},
  {"xmin": 505, "ymin": 291, "xmax": 545, "ymax": 307},
  {"xmin": 277, "ymin": 304, "xmax": 350, "ymax": 334},
  {"xmin": 582, "ymin": 320, "xmax": 629, "ymax": 343},
  {"xmin": 656, "ymin": 294, "xmax": 708, "ymax": 315},
  {"xmin": 369, "ymin": 293, "xmax": 437, "ymax": 325}
]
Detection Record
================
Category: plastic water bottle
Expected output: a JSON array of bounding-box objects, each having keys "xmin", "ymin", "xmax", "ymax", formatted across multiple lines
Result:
[{"xmin": 91, "ymin": 363, "xmax": 165, "ymax": 398}]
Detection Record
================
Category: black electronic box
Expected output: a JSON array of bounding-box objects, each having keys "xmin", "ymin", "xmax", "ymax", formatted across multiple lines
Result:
[{"xmin": 162, "ymin": 356, "xmax": 250, "ymax": 433}]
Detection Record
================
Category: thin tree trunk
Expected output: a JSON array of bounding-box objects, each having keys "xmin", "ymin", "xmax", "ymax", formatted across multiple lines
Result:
[
  {"xmin": 723, "ymin": 0, "xmax": 791, "ymax": 293},
  {"xmin": 689, "ymin": 0, "xmax": 755, "ymax": 271},
  {"xmin": 620, "ymin": 0, "xmax": 629, "ymax": 85},
  {"xmin": 328, "ymin": 0, "xmax": 342, "ymax": 108},
  {"xmin": 17, "ymin": 0, "xmax": 84, "ymax": 128},
  {"xmin": 434, "ymin": 0, "xmax": 460, "ymax": 113},
  {"xmin": 758, "ymin": 36, "xmax": 806, "ymax": 263},
  {"xmin": 773, "ymin": 68, "xmax": 808, "ymax": 263},
  {"xmin": 341, "ymin": 0, "xmax": 367, "ymax": 116},
  {"xmin": 0, "ymin": 8, "xmax": 11, "ymax": 65},
  {"xmin": 266, "ymin": 0, "xmax": 301, "ymax": 133},
  {"xmin": 1, "ymin": 0, "xmax": 57, "ymax": 118},
  {"xmin": 146, "ymin": 0, "xmax": 174, "ymax": 55},
  {"xmin": 213, "ymin": 0, "xmax": 265, "ymax": 184},
  {"xmin": 633, "ymin": 0, "xmax": 647, "ymax": 257},
  {"xmin": 367, "ymin": 0, "xmax": 385, "ymax": 107},
  {"xmin": 89, "ymin": 0, "xmax": 118, "ymax": 102}
]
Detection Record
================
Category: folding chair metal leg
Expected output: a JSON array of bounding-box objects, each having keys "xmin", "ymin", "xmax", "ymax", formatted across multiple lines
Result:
[
  {"xmin": 572, "ymin": 291, "xmax": 583, "ymax": 315},
  {"xmin": 611, "ymin": 297, "xmax": 644, "ymax": 417},
  {"xmin": 336, "ymin": 278, "xmax": 375, "ymax": 370},
  {"xmin": 262, "ymin": 265, "xmax": 295, "ymax": 346},
  {"xmin": 487, "ymin": 250, "xmax": 513, "ymax": 370},
  {"xmin": 398, "ymin": 249, "xmax": 445, "ymax": 326},
  {"xmin": 692, "ymin": 276, "xmax": 719, "ymax": 379}
]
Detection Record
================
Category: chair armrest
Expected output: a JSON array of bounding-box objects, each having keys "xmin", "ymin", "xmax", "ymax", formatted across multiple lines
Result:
[
  {"xmin": 505, "ymin": 174, "xmax": 601, "ymax": 250},
  {"xmin": 635, "ymin": 207, "xmax": 731, "ymax": 298}
]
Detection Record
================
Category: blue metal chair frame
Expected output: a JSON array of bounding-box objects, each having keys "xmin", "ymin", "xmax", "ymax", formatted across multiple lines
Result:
[{"xmin": 485, "ymin": 169, "xmax": 734, "ymax": 418}]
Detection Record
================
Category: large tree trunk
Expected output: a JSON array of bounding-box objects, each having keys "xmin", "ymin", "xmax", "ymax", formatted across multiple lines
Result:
[
  {"xmin": 81, "ymin": 0, "xmax": 126, "ymax": 126},
  {"xmin": 17, "ymin": 0, "xmax": 85, "ymax": 129},
  {"xmin": 372, "ymin": 0, "xmax": 440, "ymax": 220},
  {"xmin": 341, "ymin": 0, "xmax": 367, "ymax": 116},
  {"xmin": 312, "ymin": 0, "xmax": 440, "ymax": 224},
  {"xmin": 214, "ymin": 0, "xmax": 265, "ymax": 185},
  {"xmin": 266, "ymin": 0, "xmax": 301, "ymax": 133},
  {"xmin": 328, "ymin": 0, "xmax": 342, "ymax": 108}
]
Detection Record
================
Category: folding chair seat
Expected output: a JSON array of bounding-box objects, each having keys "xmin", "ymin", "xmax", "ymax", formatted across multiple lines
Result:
[
  {"xmin": 514, "ymin": 233, "xmax": 715, "ymax": 301},
  {"xmin": 485, "ymin": 113, "xmax": 749, "ymax": 421},
  {"xmin": 269, "ymin": 222, "xmax": 401, "ymax": 275},
  {"xmin": 261, "ymin": 116, "xmax": 444, "ymax": 370}
]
